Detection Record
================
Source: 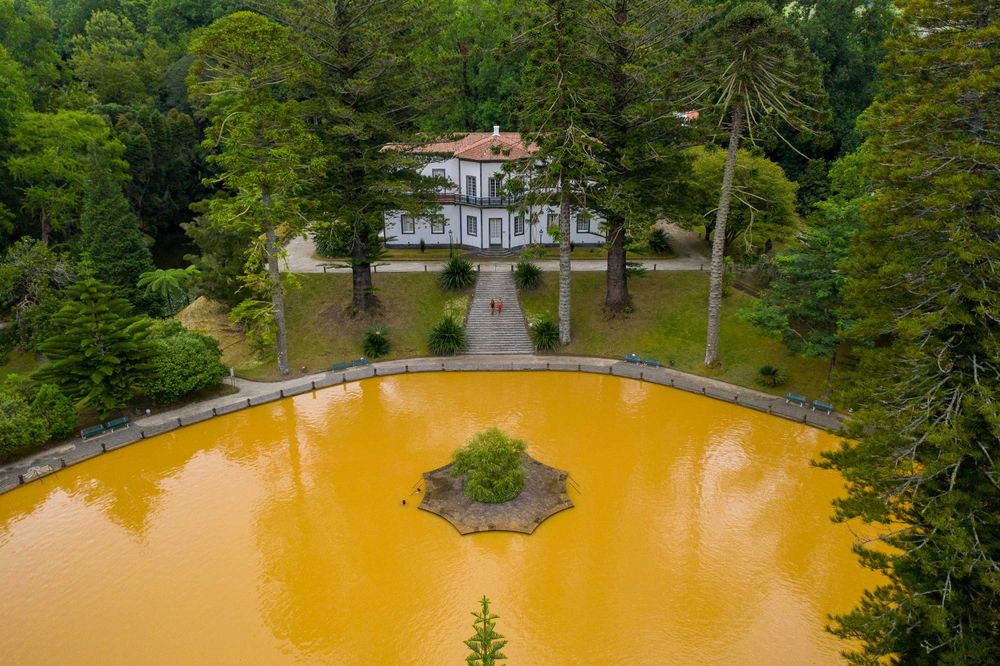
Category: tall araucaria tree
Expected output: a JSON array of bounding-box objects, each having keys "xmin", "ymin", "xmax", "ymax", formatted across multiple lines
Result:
[
  {"xmin": 270, "ymin": 0, "xmax": 446, "ymax": 312},
  {"xmin": 820, "ymin": 2, "xmax": 1000, "ymax": 662},
  {"xmin": 513, "ymin": 0, "xmax": 600, "ymax": 344},
  {"xmin": 189, "ymin": 11, "xmax": 326, "ymax": 376},
  {"xmin": 683, "ymin": 2, "xmax": 824, "ymax": 367},
  {"xmin": 582, "ymin": 0, "xmax": 699, "ymax": 313}
]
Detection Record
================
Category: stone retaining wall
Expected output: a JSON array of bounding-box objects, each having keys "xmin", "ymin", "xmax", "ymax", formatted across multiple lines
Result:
[{"xmin": 0, "ymin": 356, "xmax": 844, "ymax": 495}]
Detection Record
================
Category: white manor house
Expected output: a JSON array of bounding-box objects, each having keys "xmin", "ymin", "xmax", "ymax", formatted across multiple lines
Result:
[{"xmin": 382, "ymin": 127, "xmax": 604, "ymax": 252}]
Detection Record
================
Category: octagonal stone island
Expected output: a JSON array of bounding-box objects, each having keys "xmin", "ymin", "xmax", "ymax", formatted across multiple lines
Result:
[{"xmin": 418, "ymin": 454, "xmax": 574, "ymax": 535}]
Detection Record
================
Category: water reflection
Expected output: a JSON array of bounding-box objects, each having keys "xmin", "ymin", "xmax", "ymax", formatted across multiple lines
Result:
[{"xmin": 0, "ymin": 372, "xmax": 880, "ymax": 664}]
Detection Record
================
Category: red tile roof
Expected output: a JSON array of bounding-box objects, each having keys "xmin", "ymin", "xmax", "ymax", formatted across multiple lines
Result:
[{"xmin": 405, "ymin": 132, "xmax": 539, "ymax": 161}]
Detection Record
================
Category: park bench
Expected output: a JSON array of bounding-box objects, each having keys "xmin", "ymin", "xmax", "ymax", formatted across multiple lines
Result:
[
  {"xmin": 811, "ymin": 400, "xmax": 834, "ymax": 414},
  {"xmin": 106, "ymin": 417, "xmax": 130, "ymax": 431},
  {"xmin": 81, "ymin": 424, "xmax": 106, "ymax": 439},
  {"xmin": 624, "ymin": 353, "xmax": 642, "ymax": 364},
  {"xmin": 643, "ymin": 358, "xmax": 662, "ymax": 368},
  {"xmin": 330, "ymin": 361, "xmax": 350, "ymax": 372},
  {"xmin": 785, "ymin": 393, "xmax": 808, "ymax": 407},
  {"xmin": 351, "ymin": 357, "xmax": 369, "ymax": 367}
]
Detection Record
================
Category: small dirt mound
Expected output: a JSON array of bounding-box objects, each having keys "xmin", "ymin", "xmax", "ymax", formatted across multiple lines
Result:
[{"xmin": 175, "ymin": 297, "xmax": 257, "ymax": 370}]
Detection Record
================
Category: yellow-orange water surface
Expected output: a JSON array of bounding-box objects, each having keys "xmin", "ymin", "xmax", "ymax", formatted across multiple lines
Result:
[{"xmin": 0, "ymin": 372, "xmax": 879, "ymax": 664}]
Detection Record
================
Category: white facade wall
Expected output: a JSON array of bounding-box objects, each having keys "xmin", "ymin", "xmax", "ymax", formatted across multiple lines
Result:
[{"xmin": 384, "ymin": 156, "xmax": 605, "ymax": 250}]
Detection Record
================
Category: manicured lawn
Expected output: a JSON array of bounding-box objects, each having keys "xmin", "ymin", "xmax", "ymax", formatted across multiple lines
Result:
[
  {"xmin": 239, "ymin": 273, "xmax": 469, "ymax": 380},
  {"xmin": 315, "ymin": 248, "xmax": 456, "ymax": 261},
  {"xmin": 520, "ymin": 271, "xmax": 833, "ymax": 399}
]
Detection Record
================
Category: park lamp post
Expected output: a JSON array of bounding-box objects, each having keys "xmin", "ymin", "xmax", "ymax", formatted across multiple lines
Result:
[{"xmin": 449, "ymin": 229, "xmax": 454, "ymax": 257}]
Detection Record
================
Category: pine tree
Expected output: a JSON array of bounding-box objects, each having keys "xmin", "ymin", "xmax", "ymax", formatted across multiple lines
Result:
[
  {"xmin": 515, "ymin": 0, "xmax": 601, "ymax": 344},
  {"xmin": 581, "ymin": 0, "xmax": 698, "ymax": 313},
  {"xmin": 464, "ymin": 596, "xmax": 507, "ymax": 666},
  {"xmin": 682, "ymin": 2, "xmax": 824, "ymax": 367},
  {"xmin": 820, "ymin": 2, "xmax": 1000, "ymax": 662},
  {"xmin": 189, "ymin": 11, "xmax": 326, "ymax": 376},
  {"xmin": 277, "ymin": 0, "xmax": 446, "ymax": 312},
  {"xmin": 79, "ymin": 156, "xmax": 155, "ymax": 309},
  {"xmin": 33, "ymin": 278, "xmax": 155, "ymax": 417}
]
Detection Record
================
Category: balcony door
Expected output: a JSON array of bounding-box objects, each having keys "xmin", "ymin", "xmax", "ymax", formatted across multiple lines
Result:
[{"xmin": 488, "ymin": 217, "xmax": 503, "ymax": 246}]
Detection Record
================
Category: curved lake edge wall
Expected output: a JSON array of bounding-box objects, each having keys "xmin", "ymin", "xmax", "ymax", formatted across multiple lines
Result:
[{"xmin": 0, "ymin": 355, "xmax": 844, "ymax": 495}]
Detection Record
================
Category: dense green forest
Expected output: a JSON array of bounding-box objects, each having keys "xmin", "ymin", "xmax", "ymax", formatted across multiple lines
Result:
[{"xmin": 0, "ymin": 0, "xmax": 997, "ymax": 661}]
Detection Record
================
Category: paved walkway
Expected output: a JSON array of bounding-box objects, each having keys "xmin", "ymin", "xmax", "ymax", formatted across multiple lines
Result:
[
  {"xmin": 0, "ymin": 354, "xmax": 844, "ymax": 495},
  {"xmin": 283, "ymin": 224, "xmax": 708, "ymax": 274},
  {"xmin": 465, "ymin": 273, "xmax": 533, "ymax": 353}
]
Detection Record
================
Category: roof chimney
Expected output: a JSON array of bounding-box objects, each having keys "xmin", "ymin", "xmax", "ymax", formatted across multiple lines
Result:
[{"xmin": 493, "ymin": 125, "xmax": 500, "ymax": 136}]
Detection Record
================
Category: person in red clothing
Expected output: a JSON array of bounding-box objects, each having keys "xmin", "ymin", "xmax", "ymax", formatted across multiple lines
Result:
[{"xmin": 498, "ymin": 297, "xmax": 504, "ymax": 315}]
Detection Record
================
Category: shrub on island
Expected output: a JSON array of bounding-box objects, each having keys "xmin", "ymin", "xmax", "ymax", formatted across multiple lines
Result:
[{"xmin": 451, "ymin": 428, "xmax": 527, "ymax": 503}]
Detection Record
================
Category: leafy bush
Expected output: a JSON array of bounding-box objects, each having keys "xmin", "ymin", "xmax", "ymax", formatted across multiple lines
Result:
[
  {"xmin": 756, "ymin": 365, "xmax": 787, "ymax": 387},
  {"xmin": 529, "ymin": 317, "xmax": 559, "ymax": 351},
  {"xmin": 451, "ymin": 428, "xmax": 527, "ymax": 503},
  {"xmin": 362, "ymin": 326, "xmax": 390, "ymax": 359},
  {"xmin": 648, "ymin": 227, "xmax": 671, "ymax": 253},
  {"xmin": 140, "ymin": 321, "xmax": 228, "ymax": 405},
  {"xmin": 513, "ymin": 260, "xmax": 542, "ymax": 290},
  {"xmin": 520, "ymin": 243, "xmax": 545, "ymax": 260},
  {"xmin": 0, "ymin": 377, "xmax": 76, "ymax": 458},
  {"xmin": 30, "ymin": 383, "xmax": 76, "ymax": 440},
  {"xmin": 625, "ymin": 260, "xmax": 647, "ymax": 278},
  {"xmin": 0, "ymin": 390, "xmax": 46, "ymax": 457},
  {"xmin": 440, "ymin": 257, "xmax": 475, "ymax": 290},
  {"xmin": 428, "ymin": 316, "xmax": 466, "ymax": 355}
]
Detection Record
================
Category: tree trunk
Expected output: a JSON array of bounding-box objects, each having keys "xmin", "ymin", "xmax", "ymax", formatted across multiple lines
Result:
[
  {"xmin": 351, "ymin": 230, "xmax": 375, "ymax": 311},
  {"xmin": 704, "ymin": 106, "xmax": 743, "ymax": 368},
  {"xmin": 40, "ymin": 212, "xmax": 50, "ymax": 246},
  {"xmin": 558, "ymin": 180, "xmax": 572, "ymax": 345},
  {"xmin": 263, "ymin": 215, "xmax": 290, "ymax": 377},
  {"xmin": 605, "ymin": 212, "xmax": 629, "ymax": 312}
]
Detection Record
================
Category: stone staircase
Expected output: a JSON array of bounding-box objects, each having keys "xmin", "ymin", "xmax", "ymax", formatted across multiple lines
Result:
[{"xmin": 465, "ymin": 272, "xmax": 534, "ymax": 354}]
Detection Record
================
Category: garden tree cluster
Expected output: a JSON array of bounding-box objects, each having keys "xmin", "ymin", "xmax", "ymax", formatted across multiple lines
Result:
[
  {"xmin": 452, "ymin": 428, "xmax": 527, "ymax": 503},
  {"xmin": 0, "ymin": 238, "xmax": 75, "ymax": 349},
  {"xmin": 464, "ymin": 596, "xmax": 507, "ymax": 665},
  {"xmin": 421, "ymin": 0, "xmax": 527, "ymax": 132},
  {"xmin": 0, "ymin": 376, "xmax": 75, "ymax": 458},
  {"xmin": 188, "ymin": 10, "xmax": 327, "ymax": 376},
  {"xmin": 7, "ymin": 110, "xmax": 127, "ymax": 245},
  {"xmin": 743, "ymin": 149, "xmax": 866, "ymax": 379},
  {"xmin": 819, "ymin": 1, "xmax": 1000, "ymax": 661},
  {"xmin": 680, "ymin": 1, "xmax": 825, "ymax": 368},
  {"xmin": 677, "ymin": 145, "xmax": 799, "ymax": 260}
]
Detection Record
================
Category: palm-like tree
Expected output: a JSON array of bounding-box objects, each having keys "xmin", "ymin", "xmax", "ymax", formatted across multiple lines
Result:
[
  {"xmin": 137, "ymin": 265, "xmax": 199, "ymax": 315},
  {"xmin": 685, "ymin": 2, "xmax": 824, "ymax": 367}
]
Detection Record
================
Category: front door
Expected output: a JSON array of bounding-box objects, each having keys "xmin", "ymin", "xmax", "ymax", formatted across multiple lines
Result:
[{"xmin": 489, "ymin": 218, "xmax": 502, "ymax": 246}]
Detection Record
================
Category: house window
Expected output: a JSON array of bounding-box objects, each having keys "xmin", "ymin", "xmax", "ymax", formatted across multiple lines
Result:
[
  {"xmin": 547, "ymin": 213, "xmax": 559, "ymax": 233},
  {"xmin": 430, "ymin": 219, "xmax": 445, "ymax": 234},
  {"xmin": 514, "ymin": 215, "xmax": 525, "ymax": 236},
  {"xmin": 465, "ymin": 175, "xmax": 477, "ymax": 197},
  {"xmin": 488, "ymin": 176, "xmax": 503, "ymax": 198},
  {"xmin": 432, "ymin": 168, "xmax": 447, "ymax": 189},
  {"xmin": 401, "ymin": 215, "xmax": 415, "ymax": 234},
  {"xmin": 467, "ymin": 215, "xmax": 478, "ymax": 236},
  {"xmin": 576, "ymin": 213, "xmax": 591, "ymax": 233}
]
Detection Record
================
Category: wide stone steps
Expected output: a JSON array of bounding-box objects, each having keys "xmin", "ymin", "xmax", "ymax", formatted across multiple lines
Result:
[{"xmin": 465, "ymin": 272, "xmax": 533, "ymax": 354}]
